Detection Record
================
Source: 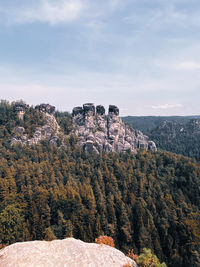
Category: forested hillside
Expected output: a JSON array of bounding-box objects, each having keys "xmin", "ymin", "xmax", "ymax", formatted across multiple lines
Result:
[
  {"xmin": 122, "ymin": 116, "xmax": 200, "ymax": 161},
  {"xmin": 122, "ymin": 116, "xmax": 200, "ymax": 134},
  {"xmin": 0, "ymin": 101, "xmax": 200, "ymax": 267}
]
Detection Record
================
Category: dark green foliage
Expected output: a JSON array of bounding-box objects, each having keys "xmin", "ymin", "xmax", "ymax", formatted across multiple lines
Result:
[
  {"xmin": 0, "ymin": 101, "xmax": 200, "ymax": 267},
  {"xmin": 22, "ymin": 108, "xmax": 46, "ymax": 138},
  {"xmin": 0, "ymin": 204, "xmax": 25, "ymax": 244},
  {"xmin": 136, "ymin": 248, "xmax": 167, "ymax": 267},
  {"xmin": 0, "ymin": 100, "xmax": 46, "ymax": 141},
  {"xmin": 150, "ymin": 120, "xmax": 200, "ymax": 161},
  {"xmin": 54, "ymin": 111, "xmax": 72, "ymax": 135},
  {"xmin": 122, "ymin": 116, "xmax": 200, "ymax": 135},
  {"xmin": 0, "ymin": 143, "xmax": 199, "ymax": 266}
]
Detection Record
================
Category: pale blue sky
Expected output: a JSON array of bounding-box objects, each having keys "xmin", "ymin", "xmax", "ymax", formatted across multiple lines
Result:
[{"xmin": 0, "ymin": 0, "xmax": 200, "ymax": 115}]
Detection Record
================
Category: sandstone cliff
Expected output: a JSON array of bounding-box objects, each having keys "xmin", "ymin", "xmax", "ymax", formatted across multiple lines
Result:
[
  {"xmin": 11, "ymin": 102, "xmax": 156, "ymax": 154},
  {"xmin": 0, "ymin": 238, "xmax": 136, "ymax": 267},
  {"xmin": 72, "ymin": 103, "xmax": 157, "ymax": 153}
]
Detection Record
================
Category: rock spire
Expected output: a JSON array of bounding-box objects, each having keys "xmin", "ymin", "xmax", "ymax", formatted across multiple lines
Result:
[{"xmin": 72, "ymin": 103, "xmax": 157, "ymax": 154}]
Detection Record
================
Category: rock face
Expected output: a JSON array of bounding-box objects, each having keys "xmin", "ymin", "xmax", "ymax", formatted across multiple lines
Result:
[
  {"xmin": 72, "ymin": 104, "xmax": 157, "ymax": 154},
  {"xmin": 0, "ymin": 238, "xmax": 136, "ymax": 267}
]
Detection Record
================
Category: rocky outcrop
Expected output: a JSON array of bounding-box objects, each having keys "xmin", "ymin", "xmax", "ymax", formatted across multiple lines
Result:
[
  {"xmin": 109, "ymin": 105, "xmax": 119, "ymax": 116},
  {"xmin": 11, "ymin": 105, "xmax": 60, "ymax": 146},
  {"xmin": 72, "ymin": 104, "xmax": 157, "ymax": 154},
  {"xmin": 0, "ymin": 238, "xmax": 137, "ymax": 267},
  {"xmin": 96, "ymin": 105, "xmax": 105, "ymax": 115},
  {"xmin": 13, "ymin": 101, "xmax": 29, "ymax": 120},
  {"xmin": 13, "ymin": 102, "xmax": 29, "ymax": 112},
  {"xmin": 35, "ymin": 103, "xmax": 55, "ymax": 114},
  {"xmin": 11, "ymin": 102, "xmax": 156, "ymax": 154}
]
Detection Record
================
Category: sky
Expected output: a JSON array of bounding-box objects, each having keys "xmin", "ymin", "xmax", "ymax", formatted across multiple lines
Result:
[{"xmin": 0, "ymin": 0, "xmax": 200, "ymax": 116}]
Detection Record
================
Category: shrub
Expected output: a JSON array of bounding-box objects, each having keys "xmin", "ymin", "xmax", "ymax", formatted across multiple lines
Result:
[
  {"xmin": 127, "ymin": 249, "xmax": 138, "ymax": 260},
  {"xmin": 136, "ymin": 248, "xmax": 167, "ymax": 267},
  {"xmin": 95, "ymin": 235, "xmax": 115, "ymax": 247}
]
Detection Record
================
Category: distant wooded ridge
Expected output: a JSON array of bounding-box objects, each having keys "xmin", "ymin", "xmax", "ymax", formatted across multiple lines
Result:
[{"xmin": 122, "ymin": 115, "xmax": 200, "ymax": 134}]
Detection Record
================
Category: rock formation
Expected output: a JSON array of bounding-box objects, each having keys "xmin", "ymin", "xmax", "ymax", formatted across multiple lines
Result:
[
  {"xmin": 11, "ymin": 104, "xmax": 60, "ymax": 146},
  {"xmin": 0, "ymin": 238, "xmax": 137, "ymax": 267},
  {"xmin": 13, "ymin": 101, "xmax": 29, "ymax": 120},
  {"xmin": 13, "ymin": 102, "xmax": 29, "ymax": 112},
  {"xmin": 72, "ymin": 104, "xmax": 157, "ymax": 154},
  {"xmin": 11, "ymin": 101, "xmax": 156, "ymax": 154},
  {"xmin": 35, "ymin": 103, "xmax": 55, "ymax": 114}
]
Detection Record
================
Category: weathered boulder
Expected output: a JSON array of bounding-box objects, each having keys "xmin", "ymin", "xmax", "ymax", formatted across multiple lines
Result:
[
  {"xmin": 0, "ymin": 238, "xmax": 136, "ymax": 267},
  {"xmin": 109, "ymin": 105, "xmax": 119, "ymax": 116},
  {"xmin": 72, "ymin": 106, "xmax": 84, "ymax": 117},
  {"xmin": 96, "ymin": 105, "xmax": 105, "ymax": 116},
  {"xmin": 13, "ymin": 102, "xmax": 29, "ymax": 112},
  {"xmin": 83, "ymin": 103, "xmax": 95, "ymax": 116},
  {"xmin": 35, "ymin": 104, "xmax": 55, "ymax": 114},
  {"xmin": 13, "ymin": 102, "xmax": 29, "ymax": 120}
]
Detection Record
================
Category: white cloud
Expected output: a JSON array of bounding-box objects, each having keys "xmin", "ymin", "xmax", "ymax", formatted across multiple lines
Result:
[
  {"xmin": 1, "ymin": 0, "xmax": 84, "ymax": 25},
  {"xmin": 152, "ymin": 104, "xmax": 183, "ymax": 110},
  {"xmin": 173, "ymin": 61, "xmax": 200, "ymax": 71}
]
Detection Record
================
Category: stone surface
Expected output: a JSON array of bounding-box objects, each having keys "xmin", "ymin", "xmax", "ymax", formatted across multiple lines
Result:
[
  {"xmin": 35, "ymin": 104, "xmax": 55, "ymax": 114},
  {"xmin": 96, "ymin": 105, "xmax": 105, "ymax": 116},
  {"xmin": 72, "ymin": 104, "xmax": 157, "ymax": 154},
  {"xmin": 109, "ymin": 105, "xmax": 119, "ymax": 116},
  {"xmin": 13, "ymin": 102, "xmax": 29, "ymax": 112},
  {"xmin": 72, "ymin": 106, "xmax": 84, "ymax": 117},
  {"xmin": 83, "ymin": 103, "xmax": 95, "ymax": 116},
  {"xmin": 0, "ymin": 238, "xmax": 136, "ymax": 267}
]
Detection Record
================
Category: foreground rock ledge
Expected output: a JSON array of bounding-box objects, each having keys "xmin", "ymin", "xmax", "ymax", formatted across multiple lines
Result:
[{"xmin": 0, "ymin": 238, "xmax": 136, "ymax": 267}]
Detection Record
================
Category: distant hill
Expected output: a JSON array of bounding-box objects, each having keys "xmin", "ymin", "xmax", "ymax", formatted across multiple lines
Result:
[
  {"xmin": 122, "ymin": 116, "xmax": 200, "ymax": 134},
  {"xmin": 122, "ymin": 116, "xmax": 200, "ymax": 161}
]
